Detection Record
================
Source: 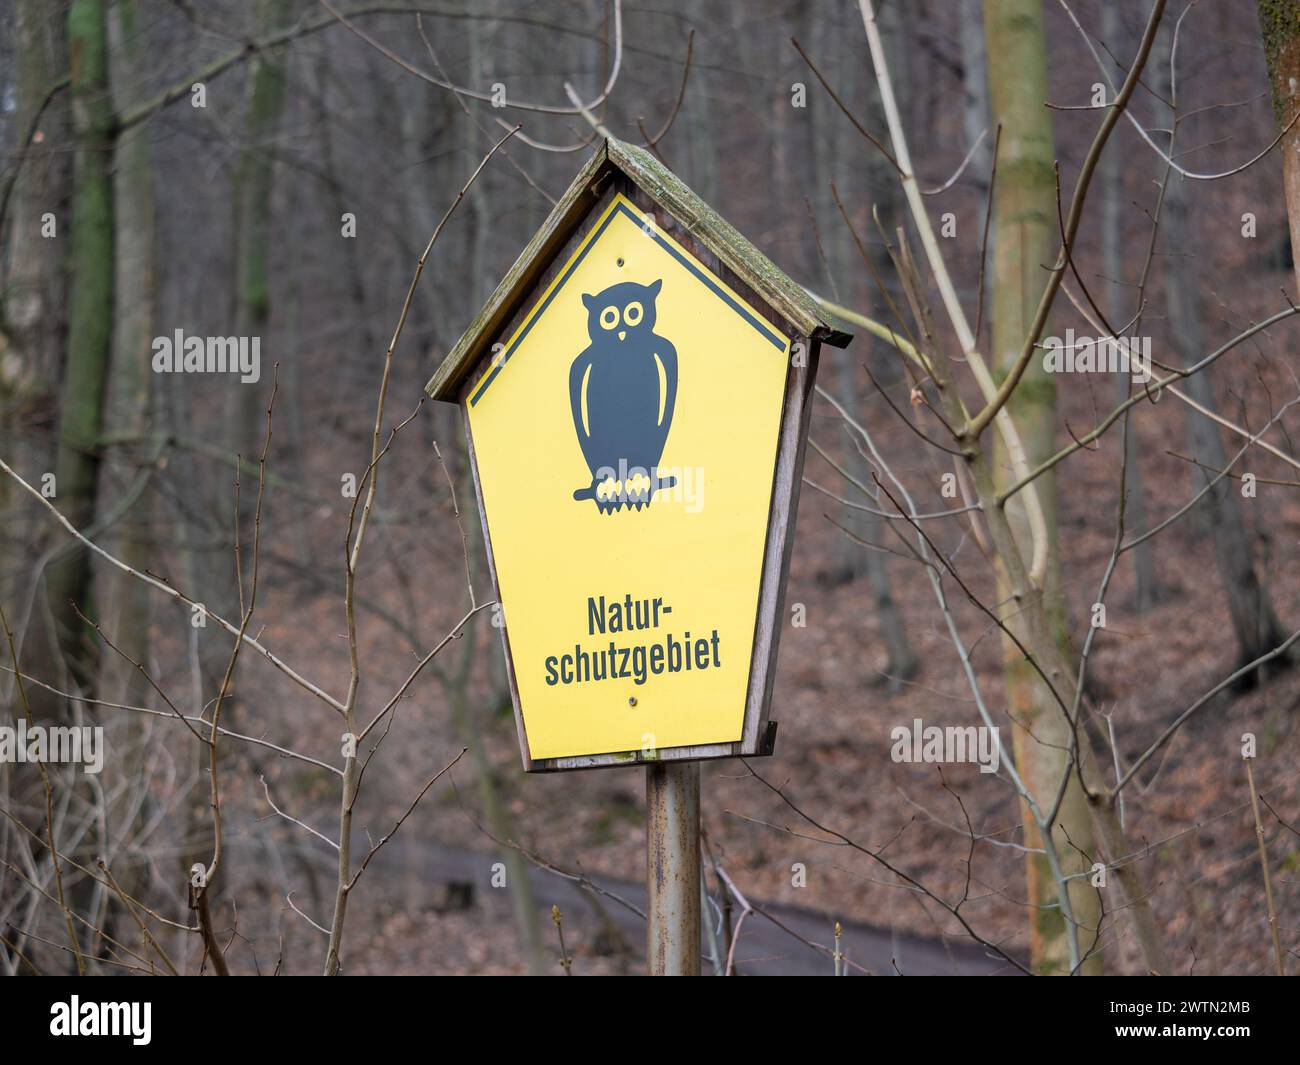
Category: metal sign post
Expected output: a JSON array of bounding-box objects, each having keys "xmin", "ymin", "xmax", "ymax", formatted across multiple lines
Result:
[{"xmin": 646, "ymin": 761, "xmax": 700, "ymax": 975}]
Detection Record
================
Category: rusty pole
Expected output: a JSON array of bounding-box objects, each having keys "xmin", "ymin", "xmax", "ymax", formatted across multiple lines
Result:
[{"xmin": 646, "ymin": 761, "xmax": 701, "ymax": 975}]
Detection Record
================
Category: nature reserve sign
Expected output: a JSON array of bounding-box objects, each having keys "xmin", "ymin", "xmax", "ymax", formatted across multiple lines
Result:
[
  {"xmin": 469, "ymin": 193, "xmax": 789, "ymax": 761},
  {"xmin": 427, "ymin": 139, "xmax": 850, "ymax": 770}
]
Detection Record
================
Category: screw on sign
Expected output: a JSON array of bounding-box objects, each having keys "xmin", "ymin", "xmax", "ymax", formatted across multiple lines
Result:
[{"xmin": 426, "ymin": 137, "xmax": 852, "ymax": 974}]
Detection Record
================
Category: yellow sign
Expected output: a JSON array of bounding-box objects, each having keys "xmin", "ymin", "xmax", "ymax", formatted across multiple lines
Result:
[{"xmin": 468, "ymin": 194, "xmax": 791, "ymax": 761}]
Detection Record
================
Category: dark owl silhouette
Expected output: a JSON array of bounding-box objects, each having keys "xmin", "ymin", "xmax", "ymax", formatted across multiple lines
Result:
[{"xmin": 569, "ymin": 278, "xmax": 678, "ymax": 513}]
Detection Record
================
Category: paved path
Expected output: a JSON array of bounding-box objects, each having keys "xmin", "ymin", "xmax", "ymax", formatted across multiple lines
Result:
[{"xmin": 373, "ymin": 835, "xmax": 1018, "ymax": 975}]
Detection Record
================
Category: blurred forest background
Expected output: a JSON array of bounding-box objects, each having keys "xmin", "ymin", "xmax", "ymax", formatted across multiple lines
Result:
[{"xmin": 2, "ymin": 0, "xmax": 1299, "ymax": 976}]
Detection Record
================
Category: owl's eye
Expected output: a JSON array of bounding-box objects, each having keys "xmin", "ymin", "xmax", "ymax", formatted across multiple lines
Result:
[
  {"xmin": 623, "ymin": 301, "xmax": 644, "ymax": 326},
  {"xmin": 599, "ymin": 306, "xmax": 619, "ymax": 330}
]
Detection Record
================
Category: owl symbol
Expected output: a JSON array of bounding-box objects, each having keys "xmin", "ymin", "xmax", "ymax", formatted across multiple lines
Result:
[{"xmin": 568, "ymin": 278, "xmax": 679, "ymax": 513}]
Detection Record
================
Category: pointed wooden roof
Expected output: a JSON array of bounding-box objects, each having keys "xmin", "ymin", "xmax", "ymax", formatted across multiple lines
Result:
[{"xmin": 425, "ymin": 137, "xmax": 852, "ymax": 401}]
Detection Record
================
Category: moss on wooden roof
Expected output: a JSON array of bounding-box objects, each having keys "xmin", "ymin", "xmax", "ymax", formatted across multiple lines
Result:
[{"xmin": 426, "ymin": 137, "xmax": 852, "ymax": 402}]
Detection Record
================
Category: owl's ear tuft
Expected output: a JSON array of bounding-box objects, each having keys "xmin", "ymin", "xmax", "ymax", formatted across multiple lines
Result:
[
  {"xmin": 582, "ymin": 293, "xmax": 596, "ymax": 310},
  {"xmin": 647, "ymin": 279, "xmax": 662, "ymax": 298}
]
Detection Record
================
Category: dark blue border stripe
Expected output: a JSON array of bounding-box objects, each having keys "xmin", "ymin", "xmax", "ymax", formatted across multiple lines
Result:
[
  {"xmin": 470, "ymin": 203, "xmax": 622, "ymax": 406},
  {"xmin": 635, "ymin": 209, "xmax": 786, "ymax": 352},
  {"xmin": 469, "ymin": 201, "xmax": 786, "ymax": 407}
]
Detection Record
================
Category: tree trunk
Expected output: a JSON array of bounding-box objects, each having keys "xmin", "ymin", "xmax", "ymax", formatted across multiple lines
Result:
[
  {"xmin": 959, "ymin": 0, "xmax": 992, "ymax": 191},
  {"xmin": 1159, "ymin": 30, "xmax": 1289, "ymax": 681},
  {"xmin": 804, "ymin": 4, "xmax": 915, "ymax": 683},
  {"xmin": 229, "ymin": 0, "xmax": 290, "ymax": 459},
  {"xmin": 809, "ymin": 3, "xmax": 866, "ymax": 586},
  {"xmin": 458, "ymin": 11, "xmax": 548, "ymax": 977},
  {"xmin": 984, "ymin": 0, "xmax": 1101, "ymax": 974},
  {"xmin": 1, "ymin": 0, "xmax": 70, "ymax": 395},
  {"xmin": 46, "ymin": 0, "xmax": 115, "ymax": 687},
  {"xmin": 1258, "ymin": 0, "xmax": 1300, "ymax": 298},
  {"xmin": 1101, "ymin": 1, "xmax": 1160, "ymax": 613},
  {"xmin": 200, "ymin": 0, "xmax": 291, "ymax": 709},
  {"xmin": 2, "ymin": 0, "xmax": 72, "ymax": 718},
  {"xmin": 100, "ymin": 0, "xmax": 154, "ymax": 709}
]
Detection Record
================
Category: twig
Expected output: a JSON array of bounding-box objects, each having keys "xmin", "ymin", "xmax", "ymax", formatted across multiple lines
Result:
[
  {"xmin": 1244, "ymin": 758, "xmax": 1285, "ymax": 975},
  {"xmin": 552, "ymin": 905, "xmax": 573, "ymax": 975}
]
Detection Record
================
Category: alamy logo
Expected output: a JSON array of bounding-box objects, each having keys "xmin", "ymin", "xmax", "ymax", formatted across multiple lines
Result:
[
  {"xmin": 890, "ymin": 718, "xmax": 1001, "ymax": 774},
  {"xmin": 1041, "ymin": 329, "xmax": 1152, "ymax": 383},
  {"xmin": 50, "ymin": 997, "xmax": 151, "ymax": 1045},
  {"xmin": 0, "ymin": 720, "xmax": 103, "ymax": 774},
  {"xmin": 152, "ymin": 329, "xmax": 261, "ymax": 383}
]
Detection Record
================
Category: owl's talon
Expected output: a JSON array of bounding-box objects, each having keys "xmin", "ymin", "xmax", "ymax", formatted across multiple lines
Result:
[
  {"xmin": 581, "ymin": 470, "xmax": 661, "ymax": 512},
  {"xmin": 595, "ymin": 474, "xmax": 620, "ymax": 503}
]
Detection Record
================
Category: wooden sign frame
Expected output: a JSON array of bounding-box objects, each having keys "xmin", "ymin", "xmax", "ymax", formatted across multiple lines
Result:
[{"xmin": 426, "ymin": 138, "xmax": 851, "ymax": 772}]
